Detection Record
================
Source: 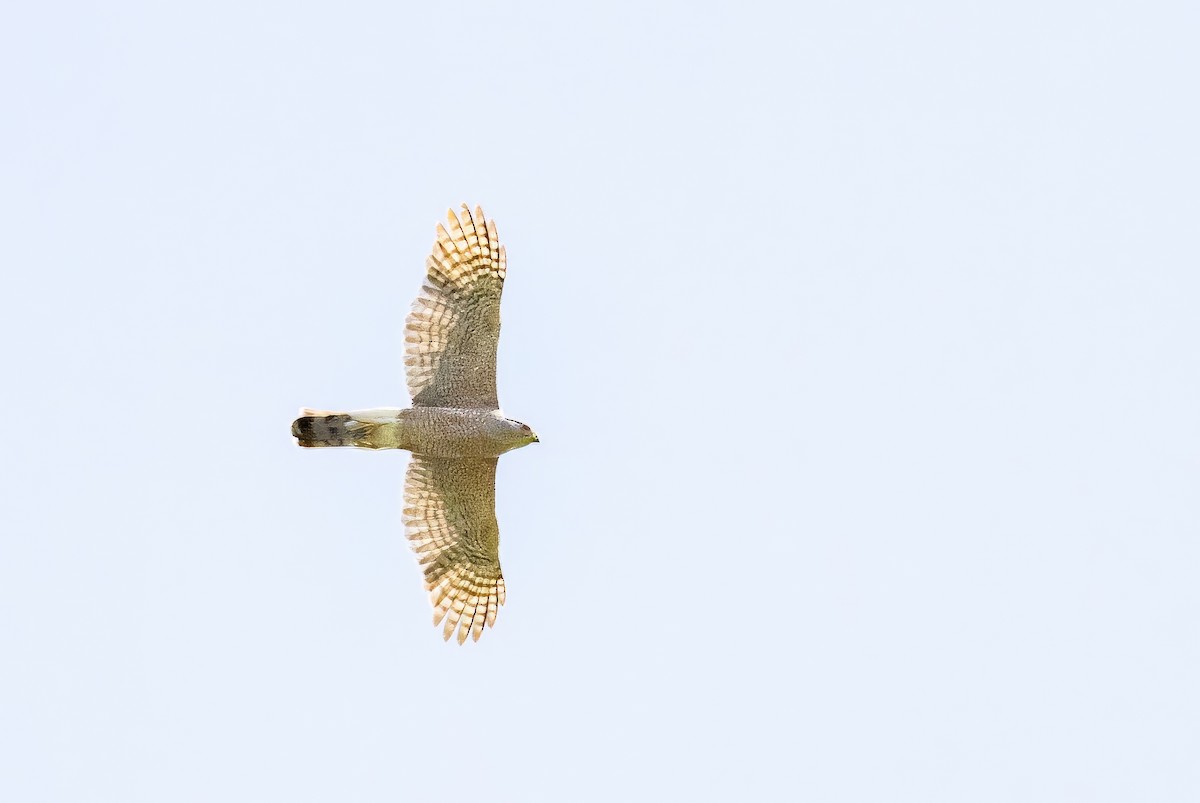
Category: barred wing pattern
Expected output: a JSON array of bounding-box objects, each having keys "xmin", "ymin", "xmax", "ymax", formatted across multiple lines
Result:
[
  {"xmin": 404, "ymin": 456, "xmax": 506, "ymax": 643},
  {"xmin": 405, "ymin": 205, "xmax": 506, "ymax": 409}
]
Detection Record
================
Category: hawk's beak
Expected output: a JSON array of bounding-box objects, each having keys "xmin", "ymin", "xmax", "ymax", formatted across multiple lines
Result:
[{"xmin": 532, "ymin": 434, "xmax": 540, "ymax": 443}]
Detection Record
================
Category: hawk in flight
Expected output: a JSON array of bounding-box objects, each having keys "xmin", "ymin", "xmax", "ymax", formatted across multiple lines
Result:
[{"xmin": 292, "ymin": 205, "xmax": 538, "ymax": 644}]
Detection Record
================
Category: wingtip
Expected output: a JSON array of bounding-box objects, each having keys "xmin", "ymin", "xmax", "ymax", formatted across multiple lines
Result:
[{"xmin": 448, "ymin": 203, "xmax": 489, "ymax": 227}]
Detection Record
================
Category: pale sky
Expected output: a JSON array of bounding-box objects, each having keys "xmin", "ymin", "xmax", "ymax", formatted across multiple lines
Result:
[{"xmin": 2, "ymin": 1, "xmax": 1198, "ymax": 801}]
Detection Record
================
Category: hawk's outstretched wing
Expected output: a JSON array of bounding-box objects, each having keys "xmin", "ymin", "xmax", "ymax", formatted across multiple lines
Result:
[
  {"xmin": 404, "ymin": 456, "xmax": 506, "ymax": 643},
  {"xmin": 405, "ymin": 205, "xmax": 506, "ymax": 409}
]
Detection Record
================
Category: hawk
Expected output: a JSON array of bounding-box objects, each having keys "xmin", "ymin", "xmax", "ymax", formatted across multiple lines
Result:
[{"xmin": 291, "ymin": 205, "xmax": 538, "ymax": 644}]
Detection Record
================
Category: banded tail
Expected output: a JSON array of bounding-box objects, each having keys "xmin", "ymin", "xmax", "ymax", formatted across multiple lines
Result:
[
  {"xmin": 291, "ymin": 408, "xmax": 402, "ymax": 449},
  {"xmin": 292, "ymin": 409, "xmax": 361, "ymax": 447}
]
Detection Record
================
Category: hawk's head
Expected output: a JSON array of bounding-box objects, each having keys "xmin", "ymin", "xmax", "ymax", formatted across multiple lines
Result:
[
  {"xmin": 515, "ymin": 421, "xmax": 539, "ymax": 445},
  {"xmin": 493, "ymin": 411, "xmax": 539, "ymax": 449}
]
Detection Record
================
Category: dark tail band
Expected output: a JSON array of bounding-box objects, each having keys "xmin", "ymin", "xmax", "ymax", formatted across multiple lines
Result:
[{"xmin": 292, "ymin": 413, "xmax": 357, "ymax": 447}]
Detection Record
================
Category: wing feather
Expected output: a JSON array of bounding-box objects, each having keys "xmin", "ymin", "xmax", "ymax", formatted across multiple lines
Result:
[
  {"xmin": 403, "ymin": 456, "xmax": 505, "ymax": 643},
  {"xmin": 404, "ymin": 205, "xmax": 505, "ymax": 409}
]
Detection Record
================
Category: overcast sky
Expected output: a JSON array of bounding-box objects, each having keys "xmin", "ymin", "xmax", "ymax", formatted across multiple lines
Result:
[{"xmin": 3, "ymin": 2, "xmax": 1198, "ymax": 801}]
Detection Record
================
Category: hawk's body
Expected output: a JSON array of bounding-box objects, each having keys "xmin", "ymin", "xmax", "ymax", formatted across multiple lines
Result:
[
  {"xmin": 291, "ymin": 205, "xmax": 537, "ymax": 644},
  {"xmin": 294, "ymin": 407, "xmax": 531, "ymax": 456}
]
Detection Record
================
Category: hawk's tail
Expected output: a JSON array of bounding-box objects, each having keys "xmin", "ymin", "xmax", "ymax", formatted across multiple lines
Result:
[{"xmin": 292, "ymin": 409, "xmax": 371, "ymax": 448}]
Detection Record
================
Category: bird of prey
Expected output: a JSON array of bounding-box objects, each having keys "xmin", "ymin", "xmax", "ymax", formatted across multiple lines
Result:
[{"xmin": 291, "ymin": 205, "xmax": 538, "ymax": 644}]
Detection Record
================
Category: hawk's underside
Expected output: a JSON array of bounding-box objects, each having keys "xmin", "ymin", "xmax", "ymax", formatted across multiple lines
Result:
[{"xmin": 291, "ymin": 205, "xmax": 537, "ymax": 643}]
